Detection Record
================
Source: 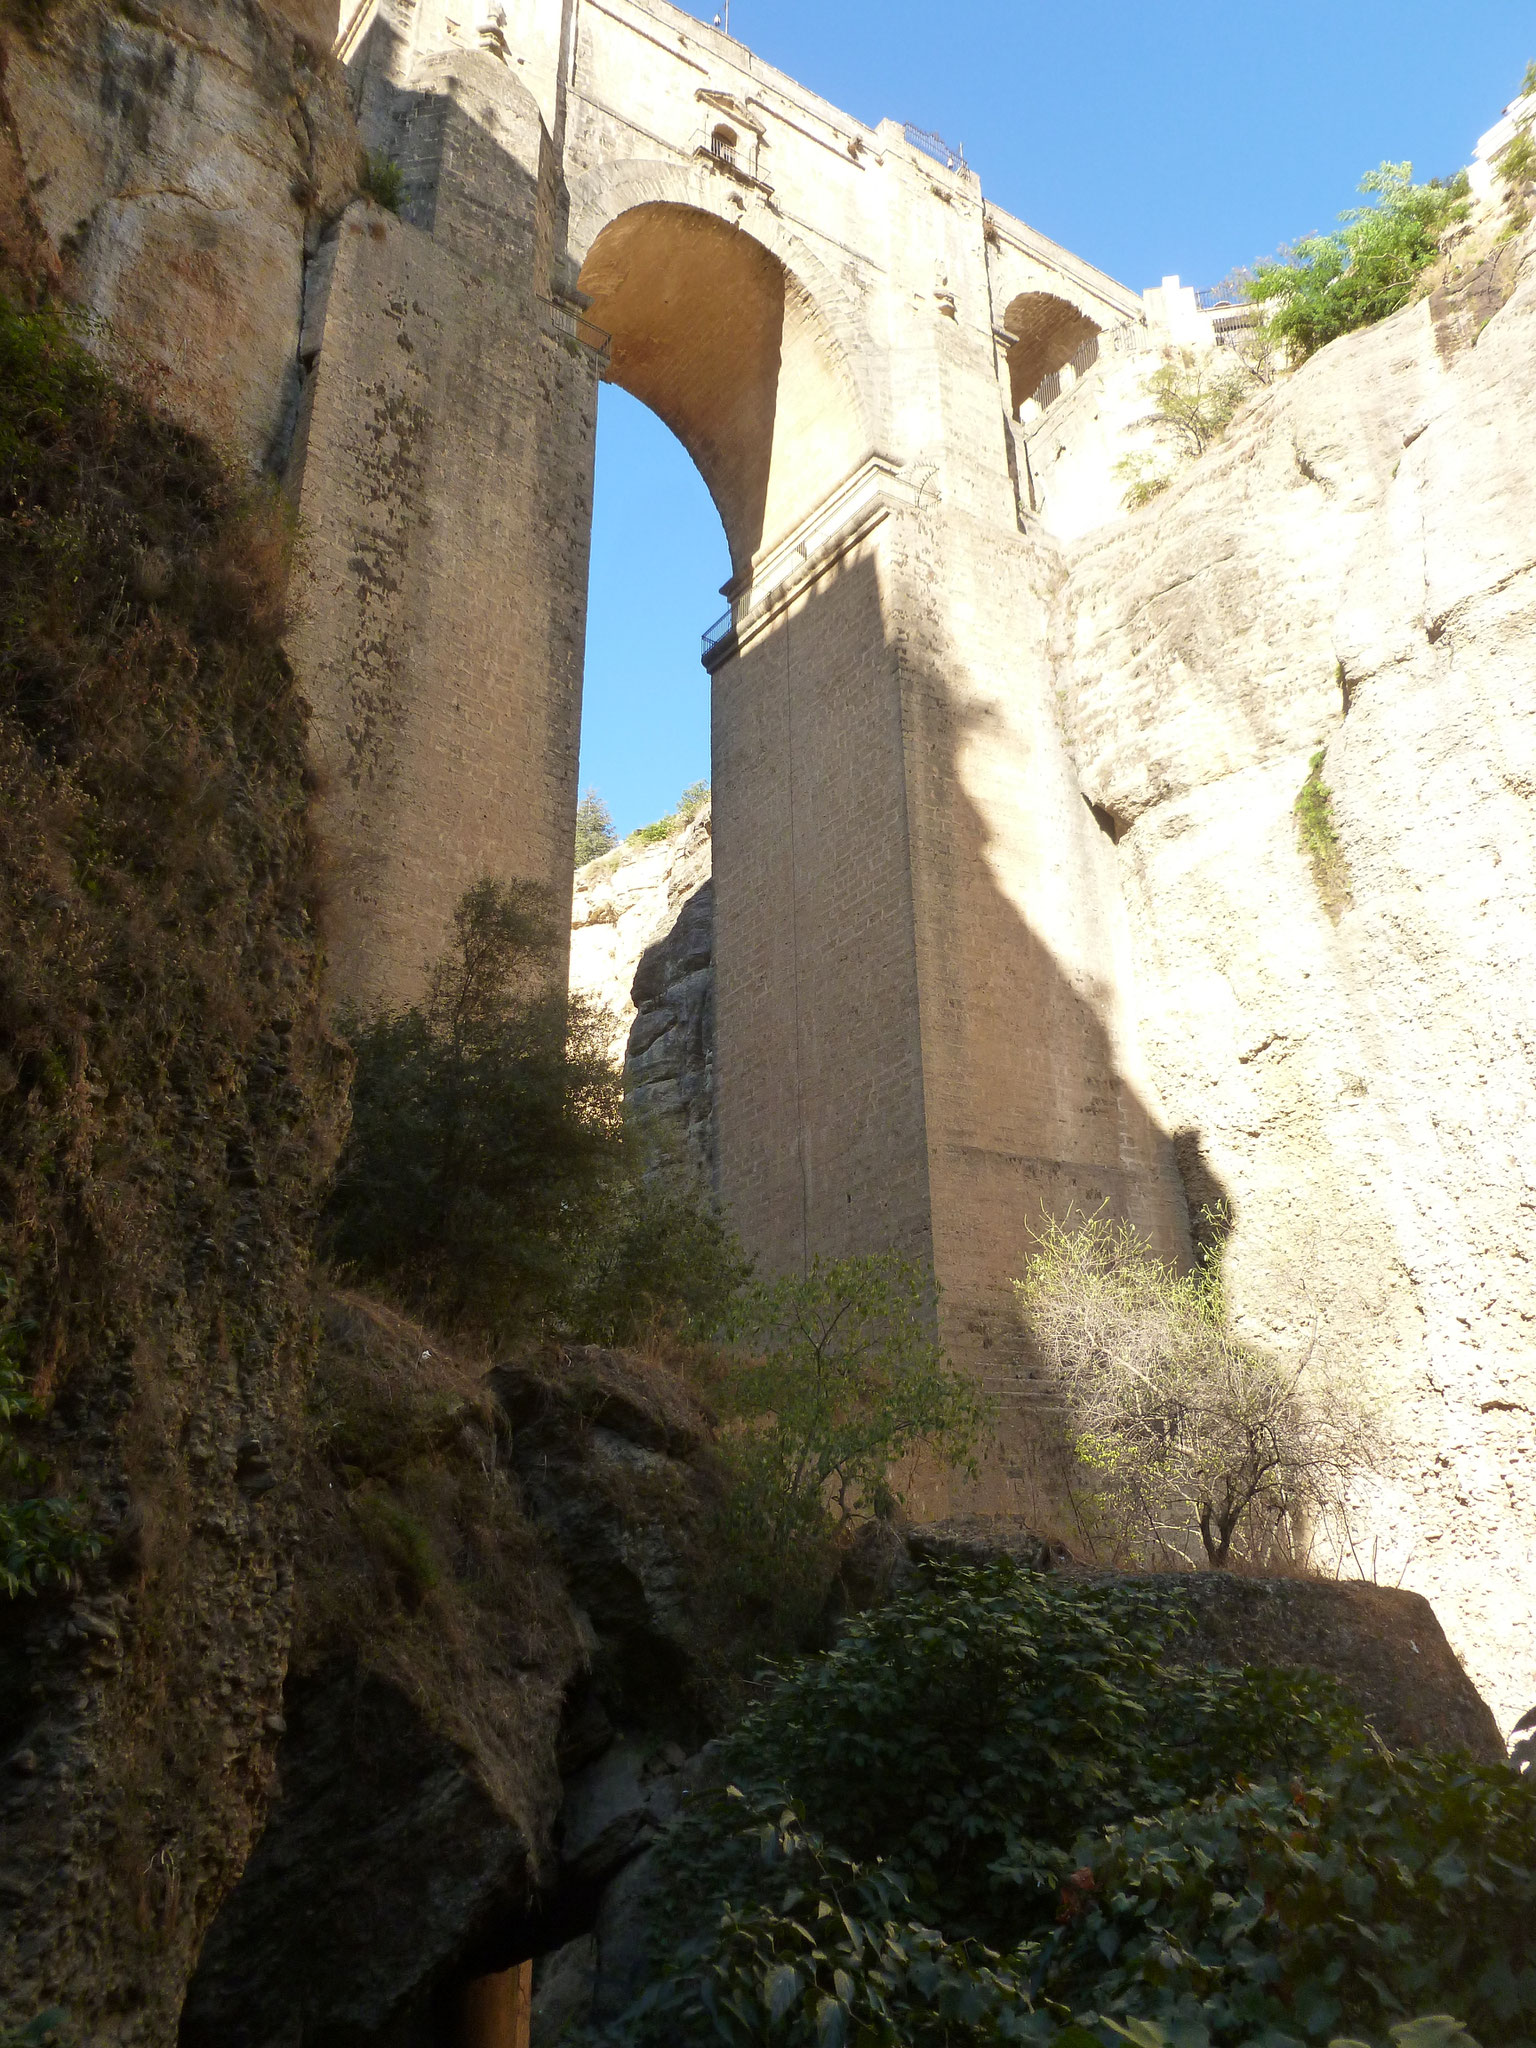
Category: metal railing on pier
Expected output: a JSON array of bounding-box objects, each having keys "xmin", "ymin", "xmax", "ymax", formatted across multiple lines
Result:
[{"xmin": 903, "ymin": 123, "xmax": 966, "ymax": 171}]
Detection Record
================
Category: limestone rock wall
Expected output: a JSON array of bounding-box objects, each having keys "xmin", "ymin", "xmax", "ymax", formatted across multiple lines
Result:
[
  {"xmin": 1053, "ymin": 222, "xmax": 1536, "ymax": 1735},
  {"xmin": 569, "ymin": 802, "xmax": 713, "ymax": 1069},
  {"xmin": 1, "ymin": 0, "xmax": 356, "ymax": 468},
  {"xmin": 626, "ymin": 880, "xmax": 716, "ymax": 1188},
  {"xmin": 570, "ymin": 805, "xmax": 716, "ymax": 1186}
]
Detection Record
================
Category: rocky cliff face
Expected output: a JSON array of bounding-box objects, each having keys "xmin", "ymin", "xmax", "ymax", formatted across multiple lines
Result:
[
  {"xmin": 569, "ymin": 803, "xmax": 713, "ymax": 1067},
  {"xmin": 1, "ymin": 0, "xmax": 357, "ymax": 466},
  {"xmin": 0, "ymin": 5, "xmax": 359, "ymax": 2035},
  {"xmin": 570, "ymin": 804, "xmax": 716, "ymax": 1183},
  {"xmin": 1051, "ymin": 216, "xmax": 1536, "ymax": 1735}
]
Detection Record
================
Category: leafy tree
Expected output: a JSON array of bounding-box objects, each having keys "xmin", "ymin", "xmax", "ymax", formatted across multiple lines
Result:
[
  {"xmin": 1139, "ymin": 348, "xmax": 1251, "ymax": 458},
  {"xmin": 1247, "ymin": 162, "xmax": 1469, "ymax": 363},
  {"xmin": 322, "ymin": 879, "xmax": 617, "ymax": 1333},
  {"xmin": 1, "ymin": 1295, "xmax": 95, "ymax": 1598},
  {"xmin": 323, "ymin": 879, "xmax": 743, "ymax": 1343},
  {"xmin": 718, "ymin": 1253, "xmax": 989, "ymax": 1551},
  {"xmin": 561, "ymin": 1163, "xmax": 750, "ymax": 1347},
  {"xmin": 1496, "ymin": 124, "xmax": 1535, "ymax": 188},
  {"xmin": 1016, "ymin": 1212, "xmax": 1380, "ymax": 1569},
  {"xmin": 698, "ymin": 1253, "xmax": 990, "ymax": 1640},
  {"xmin": 593, "ymin": 1566, "xmax": 1536, "ymax": 2047},
  {"xmin": 1115, "ymin": 348, "xmax": 1253, "ymax": 509},
  {"xmin": 575, "ymin": 786, "xmax": 618, "ymax": 864}
]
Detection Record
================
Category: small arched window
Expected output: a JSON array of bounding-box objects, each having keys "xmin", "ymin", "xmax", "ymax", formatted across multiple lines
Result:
[{"xmin": 711, "ymin": 124, "xmax": 739, "ymax": 166}]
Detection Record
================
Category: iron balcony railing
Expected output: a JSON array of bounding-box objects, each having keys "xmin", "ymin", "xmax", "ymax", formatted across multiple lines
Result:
[
  {"xmin": 903, "ymin": 123, "xmax": 966, "ymax": 171},
  {"xmin": 701, "ymin": 607, "xmax": 735, "ymax": 662},
  {"xmin": 1196, "ymin": 278, "xmax": 1251, "ymax": 311},
  {"xmin": 1025, "ymin": 329, "xmax": 1101, "ymax": 414},
  {"xmin": 541, "ymin": 298, "xmax": 612, "ymax": 364}
]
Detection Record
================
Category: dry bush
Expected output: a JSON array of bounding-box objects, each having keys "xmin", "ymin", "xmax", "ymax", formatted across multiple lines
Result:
[{"xmin": 1016, "ymin": 1212, "xmax": 1382, "ymax": 1572}]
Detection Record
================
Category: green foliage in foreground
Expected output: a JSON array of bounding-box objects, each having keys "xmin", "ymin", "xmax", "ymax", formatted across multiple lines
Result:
[
  {"xmin": 1248, "ymin": 163, "xmax": 1468, "ymax": 363},
  {"xmin": 322, "ymin": 879, "xmax": 742, "ymax": 1342},
  {"xmin": 591, "ymin": 1567, "xmax": 1536, "ymax": 2047}
]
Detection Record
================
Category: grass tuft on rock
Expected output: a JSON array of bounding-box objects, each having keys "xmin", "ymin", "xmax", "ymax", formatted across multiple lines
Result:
[{"xmin": 1295, "ymin": 745, "xmax": 1351, "ymax": 918}]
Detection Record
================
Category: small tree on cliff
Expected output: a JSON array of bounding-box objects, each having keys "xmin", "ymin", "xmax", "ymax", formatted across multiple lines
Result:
[
  {"xmin": 574, "ymin": 787, "xmax": 618, "ymax": 864},
  {"xmin": 1016, "ymin": 1212, "xmax": 1380, "ymax": 1569},
  {"xmin": 1247, "ymin": 160, "xmax": 1468, "ymax": 362}
]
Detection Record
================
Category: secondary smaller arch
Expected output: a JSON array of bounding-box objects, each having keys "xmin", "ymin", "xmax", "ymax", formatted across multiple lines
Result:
[{"xmin": 1002, "ymin": 290, "xmax": 1102, "ymax": 417}]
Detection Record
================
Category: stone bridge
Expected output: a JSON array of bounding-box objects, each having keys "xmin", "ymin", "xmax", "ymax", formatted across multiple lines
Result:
[{"xmin": 299, "ymin": 0, "xmax": 1191, "ymax": 1501}]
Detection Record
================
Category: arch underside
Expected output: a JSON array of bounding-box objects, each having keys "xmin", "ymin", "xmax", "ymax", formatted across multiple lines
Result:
[
  {"xmin": 1003, "ymin": 291, "xmax": 1102, "ymax": 417},
  {"xmin": 576, "ymin": 197, "xmax": 869, "ymax": 579}
]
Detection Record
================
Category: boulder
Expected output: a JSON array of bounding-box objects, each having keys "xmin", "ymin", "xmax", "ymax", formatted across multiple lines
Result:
[
  {"xmin": 181, "ymin": 1669, "xmax": 550, "ymax": 2048},
  {"xmin": 1156, "ymin": 1570, "xmax": 1506, "ymax": 1760},
  {"xmin": 530, "ymin": 1933, "xmax": 596, "ymax": 2045},
  {"xmin": 490, "ymin": 1348, "xmax": 722, "ymax": 1739},
  {"xmin": 558, "ymin": 1738, "xmax": 681, "ymax": 1885}
]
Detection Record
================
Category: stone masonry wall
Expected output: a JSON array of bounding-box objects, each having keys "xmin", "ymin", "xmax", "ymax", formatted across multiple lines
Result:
[
  {"xmin": 292, "ymin": 42, "xmax": 599, "ymax": 1011},
  {"xmin": 711, "ymin": 535, "xmax": 936, "ymax": 1281}
]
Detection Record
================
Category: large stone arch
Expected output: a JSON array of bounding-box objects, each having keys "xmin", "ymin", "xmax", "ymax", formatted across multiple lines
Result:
[
  {"xmin": 575, "ymin": 203, "xmax": 863, "ymax": 575},
  {"xmin": 566, "ymin": 162, "xmax": 874, "ymax": 577}
]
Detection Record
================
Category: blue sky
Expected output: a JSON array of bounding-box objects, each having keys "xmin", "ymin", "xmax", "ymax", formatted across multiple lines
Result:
[{"xmin": 577, "ymin": 0, "xmax": 1533, "ymax": 837}]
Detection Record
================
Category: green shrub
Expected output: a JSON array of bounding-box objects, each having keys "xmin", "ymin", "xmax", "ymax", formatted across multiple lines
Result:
[
  {"xmin": 710, "ymin": 1254, "xmax": 990, "ymax": 1624},
  {"xmin": 593, "ymin": 1566, "xmax": 1536, "ymax": 2048},
  {"xmin": 625, "ymin": 780, "xmax": 711, "ymax": 848},
  {"xmin": 1248, "ymin": 162, "xmax": 1469, "ymax": 363},
  {"xmin": 360, "ymin": 152, "xmax": 405, "ymax": 214},
  {"xmin": 1139, "ymin": 348, "xmax": 1251, "ymax": 459},
  {"xmin": 561, "ymin": 1164, "xmax": 750, "ymax": 1347},
  {"xmin": 575, "ymin": 786, "xmax": 619, "ymax": 864},
  {"xmin": 347, "ymin": 1487, "xmax": 441, "ymax": 1608},
  {"xmin": 1497, "ymin": 126, "xmax": 1536, "ymax": 186},
  {"xmin": 322, "ymin": 879, "xmax": 620, "ymax": 1335},
  {"xmin": 1114, "ymin": 452, "xmax": 1173, "ymax": 511}
]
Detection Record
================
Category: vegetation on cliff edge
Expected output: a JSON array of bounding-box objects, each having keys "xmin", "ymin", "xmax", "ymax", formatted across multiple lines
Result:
[
  {"xmin": 0, "ymin": 289, "xmax": 342, "ymax": 2007},
  {"xmin": 1247, "ymin": 162, "xmax": 1469, "ymax": 362}
]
